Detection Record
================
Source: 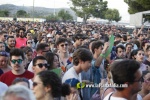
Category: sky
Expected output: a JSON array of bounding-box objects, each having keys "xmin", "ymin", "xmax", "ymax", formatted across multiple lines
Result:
[{"xmin": 0, "ymin": 0, "xmax": 130, "ymax": 22}]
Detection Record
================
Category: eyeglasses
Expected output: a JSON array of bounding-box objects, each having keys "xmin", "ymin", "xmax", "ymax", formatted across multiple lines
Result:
[
  {"xmin": 11, "ymin": 59, "xmax": 23, "ymax": 64},
  {"xmin": 0, "ymin": 51, "xmax": 9, "ymax": 57},
  {"xmin": 60, "ymin": 44, "xmax": 68, "ymax": 47},
  {"xmin": 33, "ymin": 82, "xmax": 42, "ymax": 87},
  {"xmin": 27, "ymin": 42, "xmax": 32, "ymax": 44},
  {"xmin": 127, "ymin": 38, "xmax": 132, "ymax": 40},
  {"xmin": 134, "ymin": 76, "xmax": 144, "ymax": 82},
  {"xmin": 4, "ymin": 35, "xmax": 8, "ymax": 38},
  {"xmin": 34, "ymin": 63, "xmax": 49, "ymax": 68}
]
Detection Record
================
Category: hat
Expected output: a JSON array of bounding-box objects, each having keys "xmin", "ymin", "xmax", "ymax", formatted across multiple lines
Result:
[{"xmin": 47, "ymin": 34, "xmax": 53, "ymax": 38}]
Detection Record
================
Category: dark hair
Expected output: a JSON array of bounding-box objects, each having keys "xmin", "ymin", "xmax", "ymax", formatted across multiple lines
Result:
[
  {"xmin": 7, "ymin": 36, "xmax": 15, "ymax": 40},
  {"xmin": 73, "ymin": 48, "xmax": 93, "ymax": 66},
  {"xmin": 129, "ymin": 49, "xmax": 137, "ymax": 59},
  {"xmin": 10, "ymin": 48, "xmax": 25, "ymax": 60},
  {"xmin": 36, "ymin": 43, "xmax": 49, "ymax": 52},
  {"xmin": 12, "ymin": 77, "xmax": 30, "ymax": 88},
  {"xmin": 45, "ymin": 52, "xmax": 59, "ymax": 70},
  {"xmin": 22, "ymin": 47, "xmax": 33, "ymax": 54},
  {"xmin": 91, "ymin": 41, "xmax": 103, "ymax": 54},
  {"xmin": 116, "ymin": 45, "xmax": 125, "ymax": 53},
  {"xmin": 37, "ymin": 71, "xmax": 70, "ymax": 97},
  {"xmin": 33, "ymin": 56, "xmax": 46, "ymax": 66},
  {"xmin": 122, "ymin": 35, "xmax": 127, "ymax": 41},
  {"xmin": 111, "ymin": 59, "xmax": 140, "ymax": 91},
  {"xmin": 55, "ymin": 38, "xmax": 68, "ymax": 46},
  {"xmin": 0, "ymin": 31, "xmax": 7, "ymax": 35},
  {"xmin": 146, "ymin": 45, "xmax": 150, "ymax": 51},
  {"xmin": 17, "ymin": 27, "xmax": 25, "ymax": 33},
  {"xmin": 125, "ymin": 43, "xmax": 133, "ymax": 48}
]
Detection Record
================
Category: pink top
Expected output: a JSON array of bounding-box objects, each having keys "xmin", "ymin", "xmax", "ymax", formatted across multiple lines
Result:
[{"xmin": 15, "ymin": 37, "xmax": 27, "ymax": 48}]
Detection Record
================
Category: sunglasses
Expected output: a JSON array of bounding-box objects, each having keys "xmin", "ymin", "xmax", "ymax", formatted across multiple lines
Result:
[
  {"xmin": 11, "ymin": 59, "xmax": 23, "ymax": 64},
  {"xmin": 4, "ymin": 35, "xmax": 8, "ymax": 38},
  {"xmin": 134, "ymin": 76, "xmax": 144, "ymax": 82},
  {"xmin": 33, "ymin": 82, "xmax": 42, "ymax": 87},
  {"xmin": 27, "ymin": 42, "xmax": 32, "ymax": 44},
  {"xmin": 34, "ymin": 63, "xmax": 49, "ymax": 68},
  {"xmin": 60, "ymin": 44, "xmax": 68, "ymax": 47}
]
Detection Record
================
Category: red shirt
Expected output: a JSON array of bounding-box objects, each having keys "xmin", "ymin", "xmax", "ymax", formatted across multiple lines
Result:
[
  {"xmin": 15, "ymin": 37, "xmax": 27, "ymax": 48},
  {"xmin": 0, "ymin": 70, "xmax": 34, "ymax": 86}
]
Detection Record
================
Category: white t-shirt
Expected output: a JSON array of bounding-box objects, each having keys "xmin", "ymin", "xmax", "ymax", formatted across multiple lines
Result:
[
  {"xmin": 29, "ymin": 79, "xmax": 33, "ymax": 89},
  {"xmin": 28, "ymin": 61, "xmax": 34, "ymax": 72},
  {"xmin": 0, "ymin": 82, "xmax": 8, "ymax": 96},
  {"xmin": 62, "ymin": 67, "xmax": 81, "ymax": 83},
  {"xmin": 103, "ymin": 92, "xmax": 127, "ymax": 100}
]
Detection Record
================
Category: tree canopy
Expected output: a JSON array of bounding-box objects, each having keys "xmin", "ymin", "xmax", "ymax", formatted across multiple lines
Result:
[
  {"xmin": 105, "ymin": 8, "xmax": 121, "ymax": 22},
  {"xmin": 124, "ymin": 0, "xmax": 150, "ymax": 14},
  {"xmin": 0, "ymin": 10, "xmax": 9, "ymax": 17},
  {"xmin": 57, "ymin": 9, "xmax": 73, "ymax": 21},
  {"xmin": 70, "ymin": 0, "xmax": 108, "ymax": 23},
  {"xmin": 16, "ymin": 10, "xmax": 29, "ymax": 17}
]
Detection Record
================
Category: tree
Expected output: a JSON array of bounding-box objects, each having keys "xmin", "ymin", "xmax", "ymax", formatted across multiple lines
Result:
[
  {"xmin": 124, "ymin": 0, "xmax": 150, "ymax": 14},
  {"xmin": 16, "ymin": 10, "xmax": 29, "ymax": 17},
  {"xmin": 105, "ymin": 8, "xmax": 121, "ymax": 22},
  {"xmin": 46, "ymin": 14, "xmax": 59, "ymax": 21},
  {"xmin": 0, "ymin": 10, "xmax": 10, "ymax": 17},
  {"xmin": 70, "ymin": 0, "xmax": 108, "ymax": 23},
  {"xmin": 58, "ymin": 9, "xmax": 73, "ymax": 21}
]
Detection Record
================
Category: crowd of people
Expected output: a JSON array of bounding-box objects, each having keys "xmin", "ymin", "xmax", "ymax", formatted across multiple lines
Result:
[{"xmin": 0, "ymin": 20, "xmax": 150, "ymax": 100}]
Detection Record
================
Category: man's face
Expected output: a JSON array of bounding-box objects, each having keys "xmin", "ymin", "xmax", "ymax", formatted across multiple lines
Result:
[
  {"xmin": 19, "ymin": 30, "xmax": 25, "ymax": 38},
  {"xmin": 81, "ymin": 60, "xmax": 92, "ymax": 72},
  {"xmin": 41, "ymin": 46, "xmax": 50, "ymax": 56},
  {"xmin": 0, "ymin": 56, "xmax": 8, "ymax": 68},
  {"xmin": 127, "ymin": 36, "xmax": 132, "ymax": 43},
  {"xmin": 130, "ymin": 69, "xmax": 142, "ymax": 94},
  {"xmin": 126, "ymin": 45, "xmax": 132, "ymax": 53},
  {"xmin": 117, "ymin": 48, "xmax": 125, "ymax": 58},
  {"xmin": 7, "ymin": 38, "xmax": 15, "ymax": 47},
  {"xmin": 58, "ymin": 42, "xmax": 68, "ymax": 53},
  {"xmin": 10, "ymin": 56, "xmax": 24, "ymax": 72},
  {"xmin": 32, "ymin": 59, "xmax": 48, "ymax": 74},
  {"xmin": 0, "ymin": 33, "xmax": 7, "ymax": 42}
]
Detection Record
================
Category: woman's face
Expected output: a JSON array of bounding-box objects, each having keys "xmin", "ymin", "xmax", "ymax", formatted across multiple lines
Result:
[
  {"xmin": 0, "ymin": 56, "xmax": 8, "ymax": 68},
  {"xmin": 40, "ymin": 38, "xmax": 47, "ymax": 43},
  {"xmin": 53, "ymin": 55, "xmax": 60, "ymax": 68},
  {"xmin": 26, "ymin": 51, "xmax": 33, "ymax": 61},
  {"xmin": 143, "ymin": 73, "xmax": 150, "ymax": 90},
  {"xmin": 32, "ymin": 75, "xmax": 47, "ymax": 100},
  {"xmin": 135, "ymin": 50, "xmax": 145, "ymax": 62}
]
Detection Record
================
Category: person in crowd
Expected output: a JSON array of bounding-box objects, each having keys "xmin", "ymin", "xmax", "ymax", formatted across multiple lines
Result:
[
  {"xmin": 1, "ymin": 85, "xmax": 36, "ymax": 100},
  {"xmin": 56, "ymin": 37, "xmax": 72, "ymax": 72},
  {"xmin": 62, "ymin": 48, "xmax": 93, "ymax": 100},
  {"xmin": 115, "ymin": 45, "xmax": 126, "ymax": 59},
  {"xmin": 73, "ymin": 33, "xmax": 84, "ymax": 49},
  {"xmin": 104, "ymin": 59, "xmax": 142, "ymax": 100},
  {"xmin": 15, "ymin": 27, "xmax": 27, "ymax": 48},
  {"xmin": 0, "ymin": 31, "xmax": 8, "ymax": 43},
  {"xmin": 0, "ymin": 42, "xmax": 5, "ymax": 52},
  {"xmin": 0, "ymin": 51, "xmax": 11, "ymax": 76},
  {"xmin": 33, "ymin": 70, "xmax": 70, "ymax": 100},
  {"xmin": 125, "ymin": 43, "xmax": 133, "ymax": 59},
  {"xmin": 144, "ymin": 45, "xmax": 150, "ymax": 66},
  {"xmin": 27, "ymin": 43, "xmax": 49, "ymax": 72},
  {"xmin": 5, "ymin": 36, "xmax": 16, "ymax": 53},
  {"xmin": 12, "ymin": 77, "xmax": 30, "ymax": 88},
  {"xmin": 45, "ymin": 52, "xmax": 60, "ymax": 70},
  {"xmin": 0, "ymin": 48, "xmax": 34, "ymax": 86}
]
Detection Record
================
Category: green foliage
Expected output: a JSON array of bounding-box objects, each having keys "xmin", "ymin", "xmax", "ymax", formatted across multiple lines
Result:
[
  {"xmin": 57, "ymin": 9, "xmax": 73, "ymax": 21},
  {"xmin": 0, "ymin": 10, "xmax": 10, "ymax": 17},
  {"xmin": 45, "ymin": 14, "xmax": 59, "ymax": 21},
  {"xmin": 124, "ymin": 0, "xmax": 150, "ymax": 14},
  {"xmin": 105, "ymin": 8, "xmax": 121, "ymax": 22},
  {"xmin": 70, "ymin": 0, "xmax": 108, "ymax": 23},
  {"xmin": 16, "ymin": 10, "xmax": 29, "ymax": 17}
]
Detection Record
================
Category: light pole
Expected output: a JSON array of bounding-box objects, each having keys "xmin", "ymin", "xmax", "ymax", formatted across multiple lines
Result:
[{"xmin": 33, "ymin": 0, "xmax": 35, "ymax": 22}]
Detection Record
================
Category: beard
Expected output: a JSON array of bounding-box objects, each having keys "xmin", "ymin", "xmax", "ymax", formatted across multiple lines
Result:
[{"xmin": 20, "ymin": 35, "xmax": 24, "ymax": 38}]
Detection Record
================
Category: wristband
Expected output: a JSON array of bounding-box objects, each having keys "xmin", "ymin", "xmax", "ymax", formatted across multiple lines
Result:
[{"xmin": 100, "ymin": 54, "xmax": 105, "ymax": 58}]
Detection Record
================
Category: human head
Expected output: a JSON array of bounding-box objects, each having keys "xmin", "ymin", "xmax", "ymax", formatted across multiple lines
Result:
[
  {"xmin": 141, "ymin": 71, "xmax": 150, "ymax": 91},
  {"xmin": 45, "ymin": 52, "xmax": 60, "ymax": 69},
  {"xmin": 73, "ymin": 33, "xmax": 84, "ymax": 47},
  {"xmin": 12, "ymin": 78, "xmax": 30, "ymax": 88},
  {"xmin": 36, "ymin": 43, "xmax": 49, "ymax": 56},
  {"xmin": 39, "ymin": 37, "xmax": 47, "ymax": 44},
  {"xmin": 0, "ymin": 42, "xmax": 5, "ymax": 51},
  {"xmin": 0, "ymin": 31, "xmax": 7, "ymax": 42},
  {"xmin": 18, "ymin": 27, "xmax": 26, "ymax": 38},
  {"xmin": 134, "ymin": 49, "xmax": 145, "ymax": 63},
  {"xmin": 116, "ymin": 45, "xmax": 126, "ymax": 59},
  {"xmin": 26, "ymin": 39, "xmax": 33, "ymax": 48},
  {"xmin": 32, "ymin": 56, "xmax": 48, "ymax": 75},
  {"xmin": 138, "ymin": 34, "xmax": 144, "ymax": 41},
  {"xmin": 127, "ymin": 35, "xmax": 132, "ymax": 43},
  {"xmin": 9, "ymin": 48, "xmax": 25, "ymax": 72},
  {"xmin": 22, "ymin": 47, "xmax": 33, "ymax": 62},
  {"xmin": 73, "ymin": 48, "xmax": 93, "ymax": 72},
  {"xmin": 1, "ymin": 85, "xmax": 36, "ymax": 100},
  {"xmin": 0, "ymin": 51, "xmax": 9, "ymax": 69},
  {"xmin": 56, "ymin": 38, "xmax": 68, "ymax": 53},
  {"xmin": 32, "ymin": 71, "xmax": 69, "ymax": 99},
  {"xmin": 7, "ymin": 36, "xmax": 16, "ymax": 48},
  {"xmin": 111, "ymin": 59, "xmax": 142, "ymax": 94},
  {"xmin": 125, "ymin": 43, "xmax": 133, "ymax": 53},
  {"xmin": 146, "ymin": 45, "xmax": 150, "ymax": 57},
  {"xmin": 91, "ymin": 40, "xmax": 103, "ymax": 55}
]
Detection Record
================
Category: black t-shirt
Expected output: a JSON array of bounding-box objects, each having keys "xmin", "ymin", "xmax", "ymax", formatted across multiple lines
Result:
[
  {"xmin": 0, "ymin": 68, "xmax": 3, "ymax": 76},
  {"xmin": 5, "ymin": 46, "xmax": 11, "ymax": 53}
]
